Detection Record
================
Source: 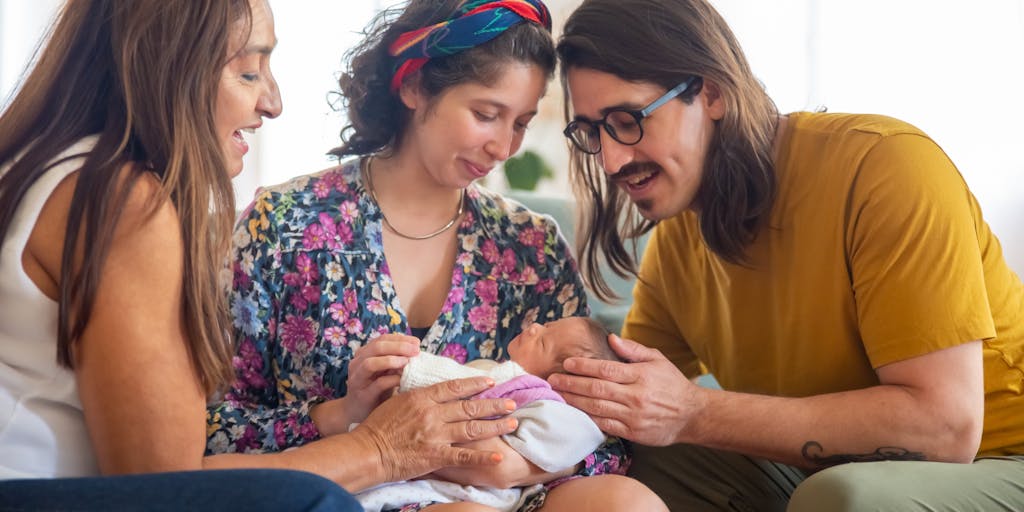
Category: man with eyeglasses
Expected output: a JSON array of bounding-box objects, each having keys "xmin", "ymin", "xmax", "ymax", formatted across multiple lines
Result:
[{"xmin": 545, "ymin": 0, "xmax": 1024, "ymax": 511}]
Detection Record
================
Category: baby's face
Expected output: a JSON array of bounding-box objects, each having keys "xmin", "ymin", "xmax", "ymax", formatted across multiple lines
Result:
[{"xmin": 507, "ymin": 318, "xmax": 587, "ymax": 377}]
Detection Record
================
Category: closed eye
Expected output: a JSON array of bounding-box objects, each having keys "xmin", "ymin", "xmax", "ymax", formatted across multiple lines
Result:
[{"xmin": 474, "ymin": 111, "xmax": 498, "ymax": 122}]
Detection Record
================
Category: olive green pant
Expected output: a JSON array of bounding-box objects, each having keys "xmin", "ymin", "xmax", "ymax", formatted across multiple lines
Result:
[{"xmin": 627, "ymin": 443, "xmax": 1024, "ymax": 511}]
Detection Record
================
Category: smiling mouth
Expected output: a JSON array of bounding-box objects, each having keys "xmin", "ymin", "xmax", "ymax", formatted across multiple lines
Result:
[{"xmin": 614, "ymin": 163, "xmax": 661, "ymax": 190}]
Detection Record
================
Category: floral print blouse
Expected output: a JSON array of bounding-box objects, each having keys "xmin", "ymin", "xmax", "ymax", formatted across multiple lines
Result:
[{"xmin": 206, "ymin": 158, "xmax": 627, "ymax": 483}]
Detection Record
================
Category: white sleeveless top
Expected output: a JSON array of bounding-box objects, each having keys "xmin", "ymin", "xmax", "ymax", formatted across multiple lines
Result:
[{"xmin": 0, "ymin": 137, "xmax": 100, "ymax": 479}]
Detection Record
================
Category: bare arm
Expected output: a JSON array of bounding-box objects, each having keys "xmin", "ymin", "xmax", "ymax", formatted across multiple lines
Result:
[{"xmin": 549, "ymin": 334, "xmax": 983, "ymax": 469}]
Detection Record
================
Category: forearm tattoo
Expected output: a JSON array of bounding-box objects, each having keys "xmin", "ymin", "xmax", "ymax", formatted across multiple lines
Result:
[{"xmin": 801, "ymin": 441, "xmax": 926, "ymax": 466}]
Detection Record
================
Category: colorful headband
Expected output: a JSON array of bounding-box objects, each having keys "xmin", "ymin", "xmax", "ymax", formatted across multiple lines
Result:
[{"xmin": 388, "ymin": 0, "xmax": 552, "ymax": 92}]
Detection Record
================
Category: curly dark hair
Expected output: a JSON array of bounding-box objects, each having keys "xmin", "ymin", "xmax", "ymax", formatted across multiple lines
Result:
[{"xmin": 329, "ymin": 0, "xmax": 555, "ymax": 159}]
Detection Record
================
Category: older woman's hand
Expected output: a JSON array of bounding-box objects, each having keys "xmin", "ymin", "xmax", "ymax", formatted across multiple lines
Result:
[{"xmin": 352, "ymin": 376, "xmax": 519, "ymax": 482}]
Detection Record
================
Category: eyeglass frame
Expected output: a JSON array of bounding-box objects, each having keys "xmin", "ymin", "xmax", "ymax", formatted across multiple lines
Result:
[{"xmin": 562, "ymin": 75, "xmax": 702, "ymax": 155}]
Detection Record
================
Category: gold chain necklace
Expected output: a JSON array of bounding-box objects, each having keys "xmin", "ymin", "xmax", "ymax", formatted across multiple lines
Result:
[{"xmin": 364, "ymin": 156, "xmax": 465, "ymax": 241}]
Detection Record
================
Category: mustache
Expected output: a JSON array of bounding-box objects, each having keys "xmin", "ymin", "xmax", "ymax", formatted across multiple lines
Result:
[{"xmin": 609, "ymin": 161, "xmax": 663, "ymax": 183}]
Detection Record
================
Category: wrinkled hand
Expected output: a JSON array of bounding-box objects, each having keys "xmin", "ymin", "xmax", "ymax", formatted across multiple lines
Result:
[
  {"xmin": 345, "ymin": 334, "xmax": 420, "ymax": 423},
  {"xmin": 548, "ymin": 334, "xmax": 703, "ymax": 446},
  {"xmin": 353, "ymin": 376, "xmax": 519, "ymax": 482}
]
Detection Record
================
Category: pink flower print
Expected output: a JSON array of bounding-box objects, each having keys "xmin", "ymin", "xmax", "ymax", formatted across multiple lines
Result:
[
  {"xmin": 467, "ymin": 303, "xmax": 497, "ymax": 333},
  {"xmin": 302, "ymin": 223, "xmax": 326, "ymax": 250},
  {"xmin": 344, "ymin": 317, "xmax": 363, "ymax": 334},
  {"xmin": 367, "ymin": 299, "xmax": 386, "ymax": 315},
  {"xmin": 323, "ymin": 326, "xmax": 346, "ymax": 346},
  {"xmin": 475, "ymin": 279, "xmax": 498, "ymax": 305},
  {"xmin": 317, "ymin": 213, "xmax": 343, "ymax": 251},
  {"xmin": 336, "ymin": 222, "xmax": 354, "ymax": 245},
  {"xmin": 313, "ymin": 179, "xmax": 332, "ymax": 199},
  {"xmin": 339, "ymin": 201, "xmax": 359, "ymax": 223},
  {"xmin": 296, "ymin": 253, "xmax": 318, "ymax": 283},
  {"xmin": 343, "ymin": 289, "xmax": 358, "ymax": 314},
  {"xmin": 301, "ymin": 284, "xmax": 320, "ymax": 307},
  {"xmin": 440, "ymin": 343, "xmax": 468, "ymax": 364},
  {"xmin": 536, "ymin": 278, "xmax": 554, "ymax": 294},
  {"xmin": 496, "ymin": 248, "xmax": 517, "ymax": 276},
  {"xmin": 519, "ymin": 265, "xmax": 539, "ymax": 285},
  {"xmin": 288, "ymin": 294, "xmax": 305, "ymax": 312},
  {"xmin": 283, "ymin": 271, "xmax": 303, "ymax": 288},
  {"xmin": 298, "ymin": 420, "xmax": 319, "ymax": 440},
  {"xmin": 442, "ymin": 287, "xmax": 464, "ymax": 313},
  {"xmin": 460, "ymin": 210, "xmax": 476, "ymax": 229},
  {"xmin": 328, "ymin": 303, "xmax": 347, "ymax": 322},
  {"xmin": 518, "ymin": 227, "xmax": 545, "ymax": 250},
  {"xmin": 481, "ymin": 239, "xmax": 500, "ymax": 264},
  {"xmin": 281, "ymin": 315, "xmax": 317, "ymax": 355}
]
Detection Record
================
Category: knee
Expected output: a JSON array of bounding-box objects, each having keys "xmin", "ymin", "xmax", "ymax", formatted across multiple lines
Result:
[
  {"xmin": 587, "ymin": 475, "xmax": 668, "ymax": 511},
  {"xmin": 787, "ymin": 463, "xmax": 897, "ymax": 512}
]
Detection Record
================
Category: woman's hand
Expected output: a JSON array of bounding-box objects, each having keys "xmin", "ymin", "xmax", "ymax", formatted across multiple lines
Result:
[
  {"xmin": 313, "ymin": 334, "xmax": 420, "ymax": 436},
  {"xmin": 547, "ymin": 334, "xmax": 704, "ymax": 446},
  {"xmin": 350, "ymin": 376, "xmax": 519, "ymax": 483}
]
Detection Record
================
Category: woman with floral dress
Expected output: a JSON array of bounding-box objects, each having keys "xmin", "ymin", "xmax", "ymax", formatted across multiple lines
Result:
[{"xmin": 207, "ymin": 1, "xmax": 665, "ymax": 511}]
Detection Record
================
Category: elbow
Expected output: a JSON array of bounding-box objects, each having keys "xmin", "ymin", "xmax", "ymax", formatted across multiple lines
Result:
[{"xmin": 933, "ymin": 408, "xmax": 983, "ymax": 464}]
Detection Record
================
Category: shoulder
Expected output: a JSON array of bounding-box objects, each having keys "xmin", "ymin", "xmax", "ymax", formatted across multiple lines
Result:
[
  {"xmin": 787, "ymin": 111, "xmax": 927, "ymax": 141},
  {"xmin": 466, "ymin": 187, "xmax": 576, "ymax": 277},
  {"xmin": 236, "ymin": 158, "xmax": 372, "ymax": 250}
]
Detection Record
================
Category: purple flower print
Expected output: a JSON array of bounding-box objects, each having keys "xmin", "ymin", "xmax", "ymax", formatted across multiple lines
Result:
[
  {"xmin": 302, "ymin": 223, "xmax": 326, "ymax": 250},
  {"xmin": 467, "ymin": 303, "xmax": 497, "ymax": 333},
  {"xmin": 235, "ymin": 425, "xmax": 260, "ymax": 453},
  {"xmin": 440, "ymin": 343, "xmax": 469, "ymax": 364},
  {"xmin": 232, "ymin": 338, "xmax": 267, "ymax": 391},
  {"xmin": 280, "ymin": 315, "xmax": 317, "ymax": 355}
]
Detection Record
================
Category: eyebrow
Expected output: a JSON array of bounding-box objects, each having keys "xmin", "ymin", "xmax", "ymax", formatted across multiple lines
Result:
[
  {"xmin": 475, "ymin": 99, "xmax": 537, "ymax": 117},
  {"xmin": 572, "ymin": 101, "xmax": 644, "ymax": 122}
]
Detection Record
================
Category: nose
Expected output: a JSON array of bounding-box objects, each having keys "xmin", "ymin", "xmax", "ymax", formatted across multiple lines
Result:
[
  {"xmin": 259, "ymin": 71, "xmax": 282, "ymax": 119},
  {"xmin": 485, "ymin": 123, "xmax": 521, "ymax": 162},
  {"xmin": 598, "ymin": 130, "xmax": 633, "ymax": 175}
]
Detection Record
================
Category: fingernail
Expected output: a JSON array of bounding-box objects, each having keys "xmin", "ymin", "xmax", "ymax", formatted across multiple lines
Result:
[
  {"xmin": 504, "ymin": 399, "xmax": 516, "ymax": 412},
  {"xmin": 506, "ymin": 418, "xmax": 518, "ymax": 430},
  {"xmin": 485, "ymin": 378, "xmax": 495, "ymax": 388},
  {"xmin": 491, "ymin": 452, "xmax": 503, "ymax": 463}
]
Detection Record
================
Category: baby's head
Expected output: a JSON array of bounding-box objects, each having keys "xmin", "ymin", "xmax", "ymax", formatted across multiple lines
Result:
[{"xmin": 507, "ymin": 317, "xmax": 622, "ymax": 378}]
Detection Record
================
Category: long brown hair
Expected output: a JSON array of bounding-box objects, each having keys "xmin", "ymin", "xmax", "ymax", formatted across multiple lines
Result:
[
  {"xmin": 0, "ymin": 0, "xmax": 252, "ymax": 395},
  {"xmin": 558, "ymin": 0, "xmax": 778, "ymax": 301},
  {"xmin": 330, "ymin": 0, "xmax": 556, "ymax": 158}
]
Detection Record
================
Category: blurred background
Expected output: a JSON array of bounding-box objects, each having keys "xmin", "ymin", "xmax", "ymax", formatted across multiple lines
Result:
[{"xmin": 2, "ymin": 0, "xmax": 1021, "ymax": 274}]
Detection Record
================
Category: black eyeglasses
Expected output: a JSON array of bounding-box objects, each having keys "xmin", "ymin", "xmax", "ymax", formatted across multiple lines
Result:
[{"xmin": 563, "ymin": 76, "xmax": 702, "ymax": 155}]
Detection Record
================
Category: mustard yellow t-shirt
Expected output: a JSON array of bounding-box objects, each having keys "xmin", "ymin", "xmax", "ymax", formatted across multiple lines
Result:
[{"xmin": 623, "ymin": 112, "xmax": 1024, "ymax": 456}]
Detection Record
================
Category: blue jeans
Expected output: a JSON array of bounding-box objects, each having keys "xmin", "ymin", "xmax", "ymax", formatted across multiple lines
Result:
[{"xmin": 0, "ymin": 468, "xmax": 361, "ymax": 512}]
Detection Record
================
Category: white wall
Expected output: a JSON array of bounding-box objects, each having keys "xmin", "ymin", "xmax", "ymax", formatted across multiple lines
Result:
[{"xmin": 1, "ymin": 0, "xmax": 1022, "ymax": 274}]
